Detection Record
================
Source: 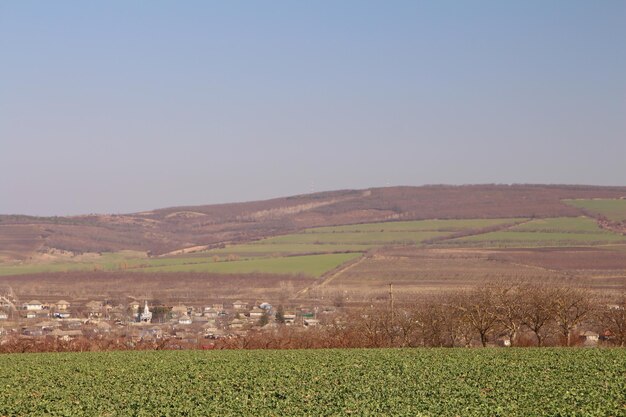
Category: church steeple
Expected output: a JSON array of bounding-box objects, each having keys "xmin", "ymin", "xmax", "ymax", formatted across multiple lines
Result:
[{"xmin": 140, "ymin": 300, "xmax": 152, "ymax": 323}]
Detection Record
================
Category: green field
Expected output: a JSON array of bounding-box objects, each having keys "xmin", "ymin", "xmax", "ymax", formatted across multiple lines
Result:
[
  {"xmin": 259, "ymin": 230, "xmax": 447, "ymax": 245},
  {"xmin": 565, "ymin": 199, "xmax": 626, "ymax": 222},
  {"xmin": 3, "ymin": 217, "xmax": 622, "ymax": 276},
  {"xmin": 0, "ymin": 252, "xmax": 359, "ymax": 278},
  {"xmin": 303, "ymin": 218, "xmax": 524, "ymax": 233},
  {"xmin": 449, "ymin": 216, "xmax": 626, "ymax": 248},
  {"xmin": 132, "ymin": 253, "xmax": 360, "ymax": 277},
  {"xmin": 509, "ymin": 217, "xmax": 608, "ymax": 233},
  {"xmin": 1, "ymin": 348, "xmax": 624, "ymax": 416},
  {"xmin": 207, "ymin": 242, "xmax": 375, "ymax": 256}
]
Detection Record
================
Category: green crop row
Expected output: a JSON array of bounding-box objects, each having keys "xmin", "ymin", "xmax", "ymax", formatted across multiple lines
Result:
[{"xmin": 1, "ymin": 348, "xmax": 624, "ymax": 416}]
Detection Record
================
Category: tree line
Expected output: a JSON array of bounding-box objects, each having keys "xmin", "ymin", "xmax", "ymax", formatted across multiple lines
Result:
[{"xmin": 1, "ymin": 283, "xmax": 625, "ymax": 353}]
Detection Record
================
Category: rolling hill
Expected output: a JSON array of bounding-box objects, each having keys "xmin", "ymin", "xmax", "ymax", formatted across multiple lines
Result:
[{"xmin": 1, "ymin": 184, "xmax": 626, "ymax": 260}]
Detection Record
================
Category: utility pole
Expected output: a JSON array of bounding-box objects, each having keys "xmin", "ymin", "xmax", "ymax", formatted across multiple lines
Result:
[{"xmin": 388, "ymin": 283, "xmax": 394, "ymax": 319}]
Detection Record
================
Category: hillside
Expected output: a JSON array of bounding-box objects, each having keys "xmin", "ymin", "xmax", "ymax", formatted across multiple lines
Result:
[{"xmin": 1, "ymin": 184, "xmax": 626, "ymax": 260}]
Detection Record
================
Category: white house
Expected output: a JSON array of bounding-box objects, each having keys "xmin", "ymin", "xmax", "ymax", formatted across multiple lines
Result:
[
  {"xmin": 178, "ymin": 314, "xmax": 192, "ymax": 325},
  {"xmin": 0, "ymin": 311, "xmax": 8, "ymax": 320},
  {"xmin": 580, "ymin": 331, "xmax": 599, "ymax": 346},
  {"xmin": 56, "ymin": 300, "xmax": 70, "ymax": 311},
  {"xmin": 23, "ymin": 300, "xmax": 43, "ymax": 311}
]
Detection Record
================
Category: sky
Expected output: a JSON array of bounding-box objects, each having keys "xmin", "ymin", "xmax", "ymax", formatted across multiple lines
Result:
[{"xmin": 1, "ymin": 1, "xmax": 625, "ymax": 216}]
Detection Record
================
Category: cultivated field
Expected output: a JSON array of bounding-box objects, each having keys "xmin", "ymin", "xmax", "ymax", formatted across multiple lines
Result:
[
  {"xmin": 447, "ymin": 217, "xmax": 626, "ymax": 248},
  {"xmin": 565, "ymin": 198, "xmax": 626, "ymax": 221},
  {"xmin": 3, "ymin": 185, "xmax": 626, "ymax": 257},
  {"xmin": 0, "ymin": 252, "xmax": 359, "ymax": 278},
  {"xmin": 1, "ymin": 349, "xmax": 624, "ymax": 416},
  {"xmin": 0, "ymin": 271, "xmax": 315, "ymax": 303}
]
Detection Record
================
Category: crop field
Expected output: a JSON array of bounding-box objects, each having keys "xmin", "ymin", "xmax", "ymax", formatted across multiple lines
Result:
[
  {"xmin": 1, "ymin": 348, "xmax": 624, "ymax": 417},
  {"xmin": 303, "ymin": 218, "xmax": 523, "ymax": 233},
  {"xmin": 1, "ymin": 217, "xmax": 623, "ymax": 281},
  {"xmin": 565, "ymin": 199, "xmax": 626, "ymax": 221},
  {"xmin": 206, "ymin": 243, "xmax": 376, "ymax": 257},
  {"xmin": 0, "ymin": 251, "xmax": 359, "ymax": 278},
  {"xmin": 205, "ymin": 218, "xmax": 525, "ymax": 258},
  {"xmin": 447, "ymin": 217, "xmax": 626, "ymax": 248},
  {"xmin": 132, "ymin": 253, "xmax": 360, "ymax": 277},
  {"xmin": 322, "ymin": 245, "xmax": 626, "ymax": 295},
  {"xmin": 508, "ymin": 217, "xmax": 608, "ymax": 232}
]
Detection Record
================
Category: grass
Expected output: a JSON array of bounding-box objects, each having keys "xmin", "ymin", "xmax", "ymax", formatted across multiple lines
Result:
[
  {"xmin": 303, "ymin": 218, "xmax": 524, "ymax": 233},
  {"xmin": 564, "ymin": 198, "xmax": 626, "ymax": 222},
  {"xmin": 129, "ymin": 253, "xmax": 361, "ymax": 277},
  {"xmin": 4, "ymin": 217, "xmax": 617, "ymax": 276},
  {"xmin": 508, "ymin": 216, "xmax": 607, "ymax": 233},
  {"xmin": 259, "ymin": 231, "xmax": 448, "ymax": 245},
  {"xmin": 206, "ymin": 243, "xmax": 375, "ymax": 256},
  {"xmin": 0, "ymin": 252, "xmax": 360, "ymax": 278},
  {"xmin": 1, "ymin": 349, "xmax": 624, "ymax": 416},
  {"xmin": 449, "ymin": 216, "xmax": 626, "ymax": 248}
]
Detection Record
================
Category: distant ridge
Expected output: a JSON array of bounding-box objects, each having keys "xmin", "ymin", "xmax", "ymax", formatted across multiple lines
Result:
[{"xmin": 1, "ymin": 184, "xmax": 625, "ymax": 259}]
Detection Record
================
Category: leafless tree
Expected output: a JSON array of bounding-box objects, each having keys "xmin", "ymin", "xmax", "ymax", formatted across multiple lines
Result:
[
  {"xmin": 552, "ymin": 287, "xmax": 594, "ymax": 346},
  {"xmin": 600, "ymin": 292, "xmax": 626, "ymax": 347},
  {"xmin": 520, "ymin": 284, "xmax": 556, "ymax": 347}
]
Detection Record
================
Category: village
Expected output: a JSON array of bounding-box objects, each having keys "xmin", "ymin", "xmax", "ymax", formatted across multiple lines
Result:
[
  {"xmin": 0, "ymin": 294, "xmax": 330, "ymax": 350},
  {"xmin": 2, "ymin": 282, "xmax": 624, "ymax": 351}
]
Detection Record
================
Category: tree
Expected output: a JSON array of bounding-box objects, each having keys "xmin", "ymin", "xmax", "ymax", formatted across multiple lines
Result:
[
  {"xmin": 275, "ymin": 305, "xmax": 286, "ymax": 324},
  {"xmin": 257, "ymin": 311, "xmax": 269, "ymax": 327},
  {"xmin": 552, "ymin": 287, "xmax": 594, "ymax": 346},
  {"xmin": 454, "ymin": 288, "xmax": 499, "ymax": 347},
  {"xmin": 520, "ymin": 284, "xmax": 556, "ymax": 347},
  {"xmin": 494, "ymin": 284, "xmax": 524, "ymax": 346},
  {"xmin": 600, "ymin": 292, "xmax": 626, "ymax": 347}
]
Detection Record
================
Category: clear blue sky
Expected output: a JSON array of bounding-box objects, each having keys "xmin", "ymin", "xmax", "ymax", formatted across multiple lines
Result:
[{"xmin": 1, "ymin": 1, "xmax": 625, "ymax": 215}]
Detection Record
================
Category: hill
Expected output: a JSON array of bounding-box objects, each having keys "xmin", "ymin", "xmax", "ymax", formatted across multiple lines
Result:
[{"xmin": 2, "ymin": 184, "xmax": 626, "ymax": 260}]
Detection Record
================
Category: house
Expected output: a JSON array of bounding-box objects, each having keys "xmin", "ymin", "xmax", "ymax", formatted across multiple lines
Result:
[
  {"xmin": 0, "ymin": 311, "xmax": 8, "ymax": 320},
  {"xmin": 56, "ymin": 300, "xmax": 70, "ymax": 311},
  {"xmin": 580, "ymin": 331, "xmax": 599, "ymax": 346},
  {"xmin": 249, "ymin": 307, "xmax": 265, "ymax": 319},
  {"xmin": 496, "ymin": 336, "xmax": 512, "ymax": 347},
  {"xmin": 86, "ymin": 300, "xmax": 104, "ymax": 318},
  {"xmin": 232, "ymin": 300, "xmax": 247, "ymax": 310},
  {"xmin": 50, "ymin": 329, "xmax": 83, "ymax": 341},
  {"xmin": 23, "ymin": 300, "xmax": 43, "ymax": 311},
  {"xmin": 203, "ymin": 308, "xmax": 218, "ymax": 319},
  {"xmin": 22, "ymin": 327, "xmax": 44, "ymax": 337},
  {"xmin": 304, "ymin": 319, "xmax": 320, "ymax": 327},
  {"xmin": 283, "ymin": 313, "xmax": 297, "ymax": 325},
  {"xmin": 229, "ymin": 318, "xmax": 244, "ymax": 329},
  {"xmin": 128, "ymin": 301, "xmax": 141, "ymax": 313},
  {"xmin": 139, "ymin": 327, "xmax": 163, "ymax": 339},
  {"xmin": 171, "ymin": 305, "xmax": 188, "ymax": 318},
  {"xmin": 178, "ymin": 315, "xmax": 192, "ymax": 325},
  {"xmin": 53, "ymin": 312, "xmax": 71, "ymax": 319}
]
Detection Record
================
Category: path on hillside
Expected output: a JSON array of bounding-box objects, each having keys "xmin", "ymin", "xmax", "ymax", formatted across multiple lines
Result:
[{"xmin": 296, "ymin": 255, "xmax": 367, "ymax": 297}]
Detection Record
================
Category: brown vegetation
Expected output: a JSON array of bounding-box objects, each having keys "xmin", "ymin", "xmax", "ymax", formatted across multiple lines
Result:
[
  {"xmin": 0, "ymin": 271, "xmax": 314, "ymax": 304},
  {"xmin": 3, "ymin": 284, "xmax": 625, "ymax": 353},
  {"xmin": 3, "ymin": 184, "xmax": 626, "ymax": 258}
]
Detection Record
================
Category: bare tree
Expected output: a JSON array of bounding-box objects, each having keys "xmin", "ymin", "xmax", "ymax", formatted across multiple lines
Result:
[
  {"xmin": 494, "ymin": 284, "xmax": 524, "ymax": 346},
  {"xmin": 552, "ymin": 287, "xmax": 594, "ymax": 346},
  {"xmin": 454, "ymin": 288, "xmax": 499, "ymax": 347},
  {"xmin": 600, "ymin": 292, "xmax": 626, "ymax": 347},
  {"xmin": 520, "ymin": 284, "xmax": 556, "ymax": 347}
]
